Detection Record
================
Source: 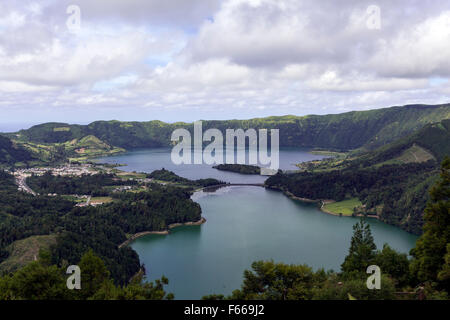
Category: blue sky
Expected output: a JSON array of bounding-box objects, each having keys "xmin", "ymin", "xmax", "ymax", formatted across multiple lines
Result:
[{"xmin": 1, "ymin": 0, "xmax": 450, "ymax": 127}]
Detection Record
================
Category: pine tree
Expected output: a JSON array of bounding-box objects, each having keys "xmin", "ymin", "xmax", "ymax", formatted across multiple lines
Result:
[
  {"xmin": 411, "ymin": 157, "xmax": 450, "ymax": 291},
  {"xmin": 77, "ymin": 249, "xmax": 110, "ymax": 299},
  {"xmin": 341, "ymin": 218, "xmax": 377, "ymax": 276}
]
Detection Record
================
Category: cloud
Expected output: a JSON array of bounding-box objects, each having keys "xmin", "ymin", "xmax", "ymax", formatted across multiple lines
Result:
[
  {"xmin": 307, "ymin": 71, "xmax": 429, "ymax": 92},
  {"xmin": 369, "ymin": 11, "xmax": 450, "ymax": 78},
  {"xmin": 55, "ymin": 0, "xmax": 222, "ymax": 28},
  {"xmin": 1, "ymin": 0, "xmax": 450, "ymax": 124},
  {"xmin": 0, "ymin": 29, "xmax": 153, "ymax": 86}
]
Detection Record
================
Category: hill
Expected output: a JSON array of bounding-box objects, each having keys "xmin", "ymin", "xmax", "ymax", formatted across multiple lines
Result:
[
  {"xmin": 6, "ymin": 103, "xmax": 450, "ymax": 152},
  {"xmin": 353, "ymin": 119, "xmax": 450, "ymax": 166},
  {"xmin": 0, "ymin": 135, "xmax": 34, "ymax": 166},
  {"xmin": 63, "ymin": 135, "xmax": 125, "ymax": 159},
  {"xmin": 266, "ymin": 120, "xmax": 450, "ymax": 234}
]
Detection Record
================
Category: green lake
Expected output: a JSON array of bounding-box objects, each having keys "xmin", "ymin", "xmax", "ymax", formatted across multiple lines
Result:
[{"xmin": 96, "ymin": 149, "xmax": 419, "ymax": 299}]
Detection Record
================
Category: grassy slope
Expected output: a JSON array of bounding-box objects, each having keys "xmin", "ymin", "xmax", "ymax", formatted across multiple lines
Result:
[
  {"xmin": 351, "ymin": 118, "xmax": 450, "ymax": 167},
  {"xmin": 323, "ymin": 198, "xmax": 363, "ymax": 216},
  {"xmin": 0, "ymin": 235, "xmax": 57, "ymax": 273}
]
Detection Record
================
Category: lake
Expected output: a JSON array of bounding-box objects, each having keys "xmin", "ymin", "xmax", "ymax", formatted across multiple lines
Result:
[
  {"xmin": 95, "ymin": 148, "xmax": 419, "ymax": 299},
  {"xmin": 95, "ymin": 147, "xmax": 328, "ymax": 184}
]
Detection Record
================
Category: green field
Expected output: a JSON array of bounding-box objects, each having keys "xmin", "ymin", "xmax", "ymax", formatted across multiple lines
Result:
[
  {"xmin": 90, "ymin": 196, "xmax": 113, "ymax": 204},
  {"xmin": 323, "ymin": 198, "xmax": 362, "ymax": 216},
  {"xmin": 116, "ymin": 171, "xmax": 147, "ymax": 179}
]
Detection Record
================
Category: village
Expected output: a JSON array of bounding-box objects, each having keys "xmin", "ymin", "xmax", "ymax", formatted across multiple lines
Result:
[{"xmin": 5, "ymin": 163, "xmax": 153, "ymax": 207}]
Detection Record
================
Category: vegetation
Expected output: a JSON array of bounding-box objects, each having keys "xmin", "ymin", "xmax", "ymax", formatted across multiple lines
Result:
[
  {"xmin": 148, "ymin": 168, "xmax": 224, "ymax": 187},
  {"xmin": 341, "ymin": 219, "xmax": 377, "ymax": 277},
  {"xmin": 267, "ymin": 161, "xmax": 437, "ymax": 233},
  {"xmin": 206, "ymin": 159, "xmax": 450, "ymax": 300},
  {"xmin": 410, "ymin": 157, "xmax": 450, "ymax": 292},
  {"xmin": 265, "ymin": 119, "xmax": 450, "ymax": 233},
  {"xmin": 0, "ymin": 169, "xmax": 204, "ymax": 287},
  {"xmin": 3, "ymin": 104, "xmax": 449, "ymax": 167},
  {"xmin": 0, "ymin": 104, "xmax": 449, "ymax": 299},
  {"xmin": 322, "ymin": 198, "xmax": 362, "ymax": 216},
  {"xmin": 213, "ymin": 164, "xmax": 261, "ymax": 175},
  {"xmin": 206, "ymin": 213, "xmax": 449, "ymax": 300},
  {"xmin": 204, "ymin": 220, "xmax": 408, "ymax": 300},
  {"xmin": 0, "ymin": 235, "xmax": 56, "ymax": 273},
  {"xmin": 0, "ymin": 153, "xmax": 448, "ymax": 300},
  {"xmin": 27, "ymin": 172, "xmax": 137, "ymax": 196},
  {"xmin": 0, "ymin": 250, "xmax": 173, "ymax": 300},
  {"xmin": 0, "ymin": 135, "xmax": 34, "ymax": 166}
]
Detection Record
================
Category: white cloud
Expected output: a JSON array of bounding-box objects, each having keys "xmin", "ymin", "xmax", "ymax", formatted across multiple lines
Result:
[
  {"xmin": 1, "ymin": 0, "xmax": 450, "ymax": 123},
  {"xmin": 369, "ymin": 11, "xmax": 450, "ymax": 77}
]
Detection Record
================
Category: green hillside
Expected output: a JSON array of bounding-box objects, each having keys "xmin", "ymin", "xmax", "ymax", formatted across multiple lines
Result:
[
  {"xmin": 348, "ymin": 119, "xmax": 450, "ymax": 168},
  {"xmin": 0, "ymin": 235, "xmax": 57, "ymax": 273},
  {"xmin": 7, "ymin": 103, "xmax": 450, "ymax": 152},
  {"xmin": 266, "ymin": 119, "xmax": 450, "ymax": 234},
  {"xmin": 0, "ymin": 135, "xmax": 34, "ymax": 166},
  {"xmin": 63, "ymin": 135, "xmax": 125, "ymax": 159}
]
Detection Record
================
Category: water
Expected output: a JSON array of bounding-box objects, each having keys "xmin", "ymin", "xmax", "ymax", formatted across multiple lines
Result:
[
  {"xmin": 95, "ymin": 148, "xmax": 418, "ymax": 299},
  {"xmin": 0, "ymin": 122, "xmax": 37, "ymax": 133},
  {"xmin": 95, "ymin": 147, "xmax": 327, "ymax": 184}
]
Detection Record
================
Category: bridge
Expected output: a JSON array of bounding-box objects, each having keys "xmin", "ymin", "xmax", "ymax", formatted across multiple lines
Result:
[{"xmin": 200, "ymin": 183, "xmax": 265, "ymax": 190}]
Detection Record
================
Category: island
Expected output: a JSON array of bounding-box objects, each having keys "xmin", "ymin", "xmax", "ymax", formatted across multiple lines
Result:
[{"xmin": 212, "ymin": 164, "xmax": 261, "ymax": 175}]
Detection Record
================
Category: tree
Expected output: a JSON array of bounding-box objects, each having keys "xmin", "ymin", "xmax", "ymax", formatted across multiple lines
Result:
[
  {"xmin": 341, "ymin": 218, "xmax": 377, "ymax": 276},
  {"xmin": 0, "ymin": 261, "xmax": 72, "ymax": 300},
  {"xmin": 77, "ymin": 249, "xmax": 110, "ymax": 299},
  {"xmin": 312, "ymin": 274, "xmax": 396, "ymax": 300},
  {"xmin": 227, "ymin": 261, "xmax": 320, "ymax": 300},
  {"xmin": 0, "ymin": 249, "xmax": 173, "ymax": 300},
  {"xmin": 374, "ymin": 244, "xmax": 410, "ymax": 287},
  {"xmin": 437, "ymin": 244, "xmax": 450, "ymax": 283},
  {"xmin": 410, "ymin": 157, "xmax": 450, "ymax": 291}
]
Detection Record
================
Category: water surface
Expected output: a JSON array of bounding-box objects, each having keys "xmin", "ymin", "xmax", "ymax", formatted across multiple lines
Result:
[
  {"xmin": 132, "ymin": 186, "xmax": 418, "ymax": 299},
  {"xmin": 95, "ymin": 147, "xmax": 326, "ymax": 183},
  {"xmin": 95, "ymin": 148, "xmax": 418, "ymax": 299}
]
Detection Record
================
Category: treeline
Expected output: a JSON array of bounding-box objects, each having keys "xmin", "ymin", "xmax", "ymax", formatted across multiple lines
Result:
[
  {"xmin": 27, "ymin": 172, "xmax": 137, "ymax": 196},
  {"xmin": 0, "ymin": 170, "xmax": 203, "ymax": 285},
  {"xmin": 266, "ymin": 161, "xmax": 438, "ymax": 234}
]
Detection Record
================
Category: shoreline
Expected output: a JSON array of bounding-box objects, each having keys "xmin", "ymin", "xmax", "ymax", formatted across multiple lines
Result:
[
  {"xmin": 267, "ymin": 185, "xmax": 379, "ymax": 219},
  {"xmin": 118, "ymin": 217, "xmax": 206, "ymax": 248}
]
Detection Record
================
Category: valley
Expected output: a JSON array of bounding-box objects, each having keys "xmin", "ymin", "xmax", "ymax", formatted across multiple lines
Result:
[{"xmin": 0, "ymin": 103, "xmax": 449, "ymax": 300}]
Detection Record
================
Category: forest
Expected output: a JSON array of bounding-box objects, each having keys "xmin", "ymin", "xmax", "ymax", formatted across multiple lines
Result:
[
  {"xmin": 1, "ymin": 157, "xmax": 448, "ymax": 299},
  {"xmin": 27, "ymin": 172, "xmax": 138, "ymax": 196},
  {"xmin": 266, "ymin": 161, "xmax": 437, "ymax": 234},
  {"xmin": 0, "ymin": 169, "xmax": 203, "ymax": 285}
]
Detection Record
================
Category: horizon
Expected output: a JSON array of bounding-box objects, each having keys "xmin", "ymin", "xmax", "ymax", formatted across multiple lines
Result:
[{"xmin": 1, "ymin": 102, "xmax": 448, "ymax": 133}]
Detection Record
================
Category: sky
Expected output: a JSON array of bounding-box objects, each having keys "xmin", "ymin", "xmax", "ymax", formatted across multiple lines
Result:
[{"xmin": 1, "ymin": 0, "xmax": 450, "ymax": 130}]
